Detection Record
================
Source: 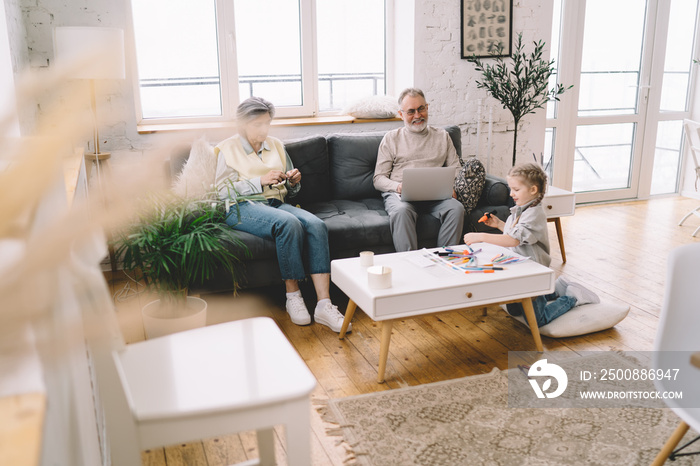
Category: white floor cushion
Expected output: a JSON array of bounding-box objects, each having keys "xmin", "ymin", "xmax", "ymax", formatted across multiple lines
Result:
[{"xmin": 507, "ymin": 301, "xmax": 630, "ymax": 338}]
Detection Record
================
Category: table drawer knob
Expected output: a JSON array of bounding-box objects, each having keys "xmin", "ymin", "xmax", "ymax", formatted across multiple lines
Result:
[
  {"xmin": 465, "ymin": 292, "xmax": 473, "ymax": 298},
  {"xmin": 547, "ymin": 205, "xmax": 553, "ymax": 209}
]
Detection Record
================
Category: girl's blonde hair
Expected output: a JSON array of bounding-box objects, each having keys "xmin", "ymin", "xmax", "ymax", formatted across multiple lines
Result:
[{"xmin": 508, "ymin": 163, "xmax": 548, "ymax": 206}]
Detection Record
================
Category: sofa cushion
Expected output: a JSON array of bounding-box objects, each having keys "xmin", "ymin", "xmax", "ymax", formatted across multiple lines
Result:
[
  {"xmin": 303, "ymin": 198, "xmax": 444, "ymax": 256},
  {"xmin": 172, "ymin": 137, "xmax": 218, "ymax": 199},
  {"xmin": 454, "ymin": 157, "xmax": 486, "ymax": 213},
  {"xmin": 327, "ymin": 125, "xmax": 462, "ymax": 202},
  {"xmin": 342, "ymin": 95, "xmax": 398, "ymax": 119},
  {"xmin": 303, "ymin": 198, "xmax": 391, "ymax": 252},
  {"xmin": 327, "ymin": 133, "xmax": 386, "ymax": 200},
  {"xmin": 285, "ymin": 136, "xmax": 331, "ymax": 206},
  {"xmin": 167, "ymin": 144, "xmax": 193, "ymax": 185}
]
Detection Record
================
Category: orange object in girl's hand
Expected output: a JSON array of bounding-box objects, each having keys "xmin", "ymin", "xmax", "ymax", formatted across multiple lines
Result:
[{"xmin": 478, "ymin": 212, "xmax": 494, "ymax": 223}]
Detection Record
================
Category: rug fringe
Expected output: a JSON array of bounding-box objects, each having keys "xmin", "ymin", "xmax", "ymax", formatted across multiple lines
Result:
[
  {"xmin": 315, "ymin": 397, "xmax": 363, "ymax": 464},
  {"xmin": 326, "ymin": 427, "xmax": 346, "ymax": 436},
  {"xmin": 341, "ymin": 442, "xmax": 369, "ymax": 464},
  {"xmin": 314, "ymin": 398, "xmax": 342, "ymax": 425}
]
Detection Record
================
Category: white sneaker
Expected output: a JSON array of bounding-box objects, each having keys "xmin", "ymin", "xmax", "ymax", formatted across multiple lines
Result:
[
  {"xmin": 555, "ymin": 276, "xmax": 570, "ymax": 297},
  {"xmin": 286, "ymin": 295, "xmax": 311, "ymax": 325},
  {"xmin": 565, "ymin": 283, "xmax": 600, "ymax": 306},
  {"xmin": 314, "ymin": 301, "xmax": 351, "ymax": 333}
]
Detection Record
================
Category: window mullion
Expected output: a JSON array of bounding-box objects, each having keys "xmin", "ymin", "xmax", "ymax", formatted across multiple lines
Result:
[
  {"xmin": 218, "ymin": 0, "xmax": 239, "ymax": 119},
  {"xmin": 301, "ymin": 0, "xmax": 318, "ymax": 117},
  {"xmin": 385, "ymin": 0, "xmax": 395, "ymax": 97}
]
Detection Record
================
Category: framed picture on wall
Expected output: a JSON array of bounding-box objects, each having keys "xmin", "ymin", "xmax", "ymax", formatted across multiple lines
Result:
[{"xmin": 460, "ymin": 0, "xmax": 513, "ymax": 59}]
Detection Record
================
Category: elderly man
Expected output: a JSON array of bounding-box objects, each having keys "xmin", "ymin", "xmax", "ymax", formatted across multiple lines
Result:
[{"xmin": 373, "ymin": 88, "xmax": 464, "ymax": 252}]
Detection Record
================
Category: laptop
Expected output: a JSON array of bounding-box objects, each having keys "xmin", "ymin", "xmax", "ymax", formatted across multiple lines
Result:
[{"xmin": 399, "ymin": 167, "xmax": 456, "ymax": 202}]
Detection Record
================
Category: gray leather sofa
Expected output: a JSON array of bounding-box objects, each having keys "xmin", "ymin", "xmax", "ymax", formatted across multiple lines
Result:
[{"xmin": 170, "ymin": 126, "xmax": 513, "ymax": 290}]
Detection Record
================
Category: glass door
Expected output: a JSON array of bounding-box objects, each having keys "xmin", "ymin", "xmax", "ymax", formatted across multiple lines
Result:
[
  {"xmin": 643, "ymin": 0, "xmax": 699, "ymax": 196},
  {"xmin": 547, "ymin": 0, "xmax": 699, "ymax": 202},
  {"xmin": 571, "ymin": 0, "xmax": 652, "ymax": 203}
]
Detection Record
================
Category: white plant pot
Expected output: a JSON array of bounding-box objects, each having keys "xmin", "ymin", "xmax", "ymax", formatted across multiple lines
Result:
[{"xmin": 142, "ymin": 296, "xmax": 207, "ymax": 339}]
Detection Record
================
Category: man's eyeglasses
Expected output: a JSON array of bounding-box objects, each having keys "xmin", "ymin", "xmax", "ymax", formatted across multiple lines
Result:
[{"xmin": 401, "ymin": 105, "xmax": 428, "ymax": 116}]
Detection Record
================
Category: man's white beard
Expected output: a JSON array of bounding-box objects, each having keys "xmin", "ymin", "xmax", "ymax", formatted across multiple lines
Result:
[{"xmin": 406, "ymin": 118, "xmax": 427, "ymax": 133}]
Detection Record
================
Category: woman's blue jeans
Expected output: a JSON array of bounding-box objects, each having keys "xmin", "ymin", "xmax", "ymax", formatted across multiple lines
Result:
[
  {"xmin": 506, "ymin": 292, "xmax": 577, "ymax": 327},
  {"xmin": 225, "ymin": 199, "xmax": 330, "ymax": 281}
]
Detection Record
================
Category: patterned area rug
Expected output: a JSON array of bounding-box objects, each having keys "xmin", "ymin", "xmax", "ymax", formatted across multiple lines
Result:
[{"xmin": 319, "ymin": 353, "xmax": 699, "ymax": 465}]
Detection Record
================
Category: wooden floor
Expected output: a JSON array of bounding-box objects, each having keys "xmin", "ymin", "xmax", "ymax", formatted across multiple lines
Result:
[{"xmin": 108, "ymin": 196, "xmax": 700, "ymax": 466}]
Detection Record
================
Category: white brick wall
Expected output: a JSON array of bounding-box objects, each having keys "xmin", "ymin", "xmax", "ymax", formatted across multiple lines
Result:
[
  {"xmin": 415, "ymin": 0, "xmax": 553, "ymax": 176},
  {"xmin": 4, "ymin": 0, "xmax": 35, "ymax": 132},
  {"xmin": 12, "ymin": 0, "xmax": 552, "ymax": 177}
]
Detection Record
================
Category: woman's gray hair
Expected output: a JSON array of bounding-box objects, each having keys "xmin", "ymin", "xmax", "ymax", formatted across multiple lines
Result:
[{"xmin": 236, "ymin": 96, "xmax": 275, "ymax": 123}]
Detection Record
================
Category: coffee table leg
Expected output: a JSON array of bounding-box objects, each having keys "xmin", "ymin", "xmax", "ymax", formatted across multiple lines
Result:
[
  {"xmin": 338, "ymin": 299, "xmax": 357, "ymax": 340},
  {"xmin": 377, "ymin": 320, "xmax": 394, "ymax": 383},
  {"xmin": 521, "ymin": 298, "xmax": 544, "ymax": 352}
]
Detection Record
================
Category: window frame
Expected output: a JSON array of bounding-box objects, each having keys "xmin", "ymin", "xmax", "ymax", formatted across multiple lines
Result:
[{"xmin": 128, "ymin": 0, "xmax": 392, "ymax": 126}]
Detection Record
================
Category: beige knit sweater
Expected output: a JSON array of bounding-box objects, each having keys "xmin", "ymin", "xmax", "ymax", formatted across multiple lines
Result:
[{"xmin": 373, "ymin": 125, "xmax": 460, "ymax": 193}]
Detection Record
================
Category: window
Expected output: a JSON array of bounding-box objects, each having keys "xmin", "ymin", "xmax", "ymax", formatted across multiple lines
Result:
[{"xmin": 130, "ymin": 0, "xmax": 388, "ymax": 123}]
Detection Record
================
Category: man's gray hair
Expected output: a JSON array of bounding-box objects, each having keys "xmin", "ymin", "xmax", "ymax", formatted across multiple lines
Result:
[
  {"xmin": 398, "ymin": 88, "xmax": 426, "ymax": 106},
  {"xmin": 236, "ymin": 96, "xmax": 276, "ymax": 123}
]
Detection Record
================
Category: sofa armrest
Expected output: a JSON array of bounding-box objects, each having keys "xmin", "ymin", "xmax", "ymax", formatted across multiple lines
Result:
[
  {"xmin": 479, "ymin": 174, "xmax": 511, "ymax": 207},
  {"xmin": 465, "ymin": 174, "xmax": 513, "ymax": 233}
]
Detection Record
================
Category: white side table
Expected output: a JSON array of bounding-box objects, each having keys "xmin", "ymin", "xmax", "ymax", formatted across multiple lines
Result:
[
  {"xmin": 542, "ymin": 186, "xmax": 576, "ymax": 263},
  {"xmin": 117, "ymin": 317, "xmax": 317, "ymax": 465}
]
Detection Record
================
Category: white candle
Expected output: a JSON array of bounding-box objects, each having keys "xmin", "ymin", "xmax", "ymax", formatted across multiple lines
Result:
[
  {"xmin": 359, "ymin": 251, "xmax": 374, "ymax": 267},
  {"xmin": 367, "ymin": 266, "xmax": 392, "ymax": 289}
]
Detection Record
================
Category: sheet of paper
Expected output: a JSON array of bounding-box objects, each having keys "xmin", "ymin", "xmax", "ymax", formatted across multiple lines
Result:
[{"xmin": 405, "ymin": 249, "xmax": 440, "ymax": 268}]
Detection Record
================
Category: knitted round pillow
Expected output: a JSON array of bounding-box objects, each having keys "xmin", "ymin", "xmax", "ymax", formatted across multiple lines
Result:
[{"xmin": 454, "ymin": 157, "xmax": 486, "ymax": 213}]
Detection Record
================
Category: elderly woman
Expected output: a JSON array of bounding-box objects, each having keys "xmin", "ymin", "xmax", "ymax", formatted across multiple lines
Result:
[{"xmin": 214, "ymin": 97, "xmax": 349, "ymax": 333}]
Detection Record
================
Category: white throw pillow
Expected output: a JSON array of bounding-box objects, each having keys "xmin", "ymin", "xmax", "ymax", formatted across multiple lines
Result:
[
  {"xmin": 342, "ymin": 95, "xmax": 398, "ymax": 119},
  {"xmin": 508, "ymin": 301, "xmax": 630, "ymax": 338},
  {"xmin": 172, "ymin": 136, "xmax": 217, "ymax": 200}
]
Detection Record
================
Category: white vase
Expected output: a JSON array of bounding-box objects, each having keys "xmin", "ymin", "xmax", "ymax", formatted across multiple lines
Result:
[{"xmin": 141, "ymin": 296, "xmax": 207, "ymax": 339}]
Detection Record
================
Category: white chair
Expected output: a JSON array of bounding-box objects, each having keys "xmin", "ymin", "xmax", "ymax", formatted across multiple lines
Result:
[
  {"xmin": 651, "ymin": 243, "xmax": 700, "ymax": 465},
  {"xmin": 70, "ymin": 234, "xmax": 316, "ymax": 466},
  {"xmin": 678, "ymin": 120, "xmax": 700, "ymax": 237}
]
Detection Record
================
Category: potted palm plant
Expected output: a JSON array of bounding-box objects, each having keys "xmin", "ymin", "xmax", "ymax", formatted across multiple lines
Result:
[{"xmin": 113, "ymin": 193, "xmax": 248, "ymax": 338}]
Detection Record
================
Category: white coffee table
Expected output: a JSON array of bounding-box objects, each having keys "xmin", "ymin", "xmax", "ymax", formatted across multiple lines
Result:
[
  {"xmin": 332, "ymin": 244, "xmax": 554, "ymax": 383},
  {"xmin": 542, "ymin": 186, "xmax": 576, "ymax": 262}
]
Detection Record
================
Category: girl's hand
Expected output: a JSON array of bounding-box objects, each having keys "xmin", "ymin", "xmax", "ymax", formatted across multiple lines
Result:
[
  {"xmin": 261, "ymin": 170, "xmax": 286, "ymax": 186},
  {"xmin": 483, "ymin": 214, "xmax": 501, "ymax": 229},
  {"xmin": 286, "ymin": 168, "xmax": 301, "ymax": 186},
  {"xmin": 463, "ymin": 232, "xmax": 483, "ymax": 245}
]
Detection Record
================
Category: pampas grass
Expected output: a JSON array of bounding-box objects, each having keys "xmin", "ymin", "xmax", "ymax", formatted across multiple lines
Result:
[{"xmin": 0, "ymin": 49, "xmax": 178, "ymax": 345}]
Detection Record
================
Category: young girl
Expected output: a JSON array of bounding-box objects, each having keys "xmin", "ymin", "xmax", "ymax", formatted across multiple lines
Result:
[{"xmin": 463, "ymin": 163, "xmax": 599, "ymax": 327}]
